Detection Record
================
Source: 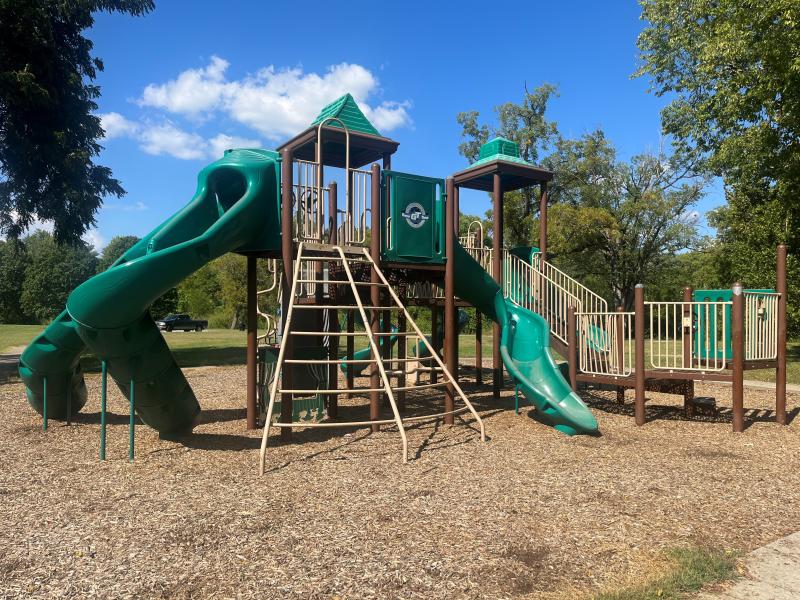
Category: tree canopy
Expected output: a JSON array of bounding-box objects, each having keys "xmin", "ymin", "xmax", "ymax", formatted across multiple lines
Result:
[
  {"xmin": 0, "ymin": 0, "xmax": 154, "ymax": 244},
  {"xmin": 457, "ymin": 88, "xmax": 706, "ymax": 308}
]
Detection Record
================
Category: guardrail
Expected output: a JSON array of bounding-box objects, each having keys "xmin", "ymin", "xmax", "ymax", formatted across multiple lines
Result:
[
  {"xmin": 577, "ymin": 310, "xmax": 634, "ymax": 376},
  {"xmin": 647, "ymin": 301, "xmax": 730, "ymax": 372},
  {"xmin": 745, "ymin": 292, "xmax": 779, "ymax": 360}
]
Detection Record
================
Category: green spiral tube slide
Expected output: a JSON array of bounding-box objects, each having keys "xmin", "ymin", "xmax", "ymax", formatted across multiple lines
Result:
[
  {"xmin": 452, "ymin": 242, "xmax": 598, "ymax": 436},
  {"xmin": 18, "ymin": 149, "xmax": 281, "ymax": 434}
]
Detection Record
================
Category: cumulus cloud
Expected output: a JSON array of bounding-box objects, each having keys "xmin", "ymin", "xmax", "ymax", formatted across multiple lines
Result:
[
  {"xmin": 137, "ymin": 58, "xmax": 412, "ymax": 140},
  {"xmin": 102, "ymin": 57, "xmax": 411, "ymax": 160},
  {"xmin": 140, "ymin": 56, "xmax": 230, "ymax": 115},
  {"xmin": 138, "ymin": 123, "xmax": 207, "ymax": 160},
  {"xmin": 207, "ymin": 133, "xmax": 262, "ymax": 158},
  {"xmin": 100, "ymin": 112, "xmax": 139, "ymax": 139}
]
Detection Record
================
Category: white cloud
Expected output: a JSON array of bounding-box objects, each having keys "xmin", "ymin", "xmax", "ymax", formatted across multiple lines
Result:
[
  {"xmin": 100, "ymin": 112, "xmax": 139, "ymax": 139},
  {"xmin": 101, "ymin": 58, "xmax": 410, "ymax": 160},
  {"xmin": 207, "ymin": 133, "xmax": 261, "ymax": 159},
  {"xmin": 2, "ymin": 212, "xmax": 105, "ymax": 250},
  {"xmin": 83, "ymin": 228, "xmax": 106, "ymax": 250},
  {"xmin": 137, "ymin": 58, "xmax": 412, "ymax": 140},
  {"xmin": 140, "ymin": 56, "xmax": 229, "ymax": 115},
  {"xmin": 138, "ymin": 123, "xmax": 207, "ymax": 160}
]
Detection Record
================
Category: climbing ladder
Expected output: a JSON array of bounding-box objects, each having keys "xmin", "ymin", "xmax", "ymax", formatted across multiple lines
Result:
[{"xmin": 258, "ymin": 243, "xmax": 485, "ymax": 473}]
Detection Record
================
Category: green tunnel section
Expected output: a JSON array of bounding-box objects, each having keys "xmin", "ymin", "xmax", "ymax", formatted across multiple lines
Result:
[
  {"xmin": 452, "ymin": 242, "xmax": 598, "ymax": 436},
  {"xmin": 19, "ymin": 149, "xmax": 281, "ymax": 433}
]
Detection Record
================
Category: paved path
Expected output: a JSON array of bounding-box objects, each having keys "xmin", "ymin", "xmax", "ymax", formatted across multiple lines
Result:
[
  {"xmin": 0, "ymin": 352, "xmax": 21, "ymax": 383},
  {"xmin": 698, "ymin": 532, "xmax": 800, "ymax": 599}
]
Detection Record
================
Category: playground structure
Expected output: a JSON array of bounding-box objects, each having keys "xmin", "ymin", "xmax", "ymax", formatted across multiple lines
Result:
[{"xmin": 16, "ymin": 93, "xmax": 789, "ymax": 469}]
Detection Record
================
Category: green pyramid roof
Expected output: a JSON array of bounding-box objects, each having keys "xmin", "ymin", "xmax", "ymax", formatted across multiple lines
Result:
[
  {"xmin": 310, "ymin": 93, "xmax": 382, "ymax": 137},
  {"xmin": 471, "ymin": 137, "xmax": 532, "ymax": 167}
]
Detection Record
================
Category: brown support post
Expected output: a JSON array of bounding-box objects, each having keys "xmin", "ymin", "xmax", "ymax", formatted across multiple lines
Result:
[
  {"xmin": 634, "ymin": 284, "xmax": 646, "ymax": 426},
  {"xmin": 682, "ymin": 287, "xmax": 694, "ymax": 417},
  {"xmin": 381, "ymin": 154, "xmax": 392, "ymax": 403},
  {"xmin": 280, "ymin": 148, "xmax": 294, "ymax": 441},
  {"xmin": 492, "ymin": 173, "xmax": 503, "ymax": 398},
  {"xmin": 246, "ymin": 255, "xmax": 257, "ymax": 429},
  {"xmin": 431, "ymin": 306, "xmax": 439, "ymax": 384},
  {"xmin": 776, "ymin": 244, "xmax": 787, "ymax": 425},
  {"xmin": 475, "ymin": 311, "xmax": 483, "ymax": 384},
  {"xmin": 370, "ymin": 162, "xmax": 381, "ymax": 432},
  {"xmin": 444, "ymin": 178, "xmax": 456, "ymax": 424},
  {"xmin": 732, "ymin": 282, "xmax": 745, "ymax": 432},
  {"xmin": 327, "ymin": 181, "xmax": 339, "ymax": 418},
  {"xmin": 567, "ymin": 305, "xmax": 577, "ymax": 392},
  {"xmin": 538, "ymin": 182, "xmax": 548, "ymax": 261}
]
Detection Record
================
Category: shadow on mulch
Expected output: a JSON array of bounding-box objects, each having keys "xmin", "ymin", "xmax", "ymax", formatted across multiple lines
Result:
[{"xmin": 583, "ymin": 390, "xmax": 799, "ymax": 430}]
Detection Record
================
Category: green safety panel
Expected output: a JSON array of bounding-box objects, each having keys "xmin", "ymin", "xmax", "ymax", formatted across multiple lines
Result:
[
  {"xmin": 693, "ymin": 288, "xmax": 774, "ymax": 360},
  {"xmin": 381, "ymin": 170, "xmax": 445, "ymax": 264}
]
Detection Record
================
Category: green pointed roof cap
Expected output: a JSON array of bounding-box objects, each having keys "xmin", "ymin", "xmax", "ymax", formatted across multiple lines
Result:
[
  {"xmin": 471, "ymin": 137, "xmax": 531, "ymax": 167},
  {"xmin": 310, "ymin": 93, "xmax": 382, "ymax": 137}
]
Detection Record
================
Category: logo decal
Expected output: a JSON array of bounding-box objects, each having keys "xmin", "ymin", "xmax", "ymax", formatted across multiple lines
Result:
[{"xmin": 401, "ymin": 202, "xmax": 429, "ymax": 229}]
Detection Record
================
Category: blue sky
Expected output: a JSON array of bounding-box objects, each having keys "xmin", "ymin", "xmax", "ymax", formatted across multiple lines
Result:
[{"xmin": 85, "ymin": 0, "xmax": 721, "ymax": 249}]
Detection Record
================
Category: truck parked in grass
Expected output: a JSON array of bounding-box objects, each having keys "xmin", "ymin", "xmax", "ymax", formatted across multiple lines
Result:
[{"xmin": 155, "ymin": 313, "xmax": 208, "ymax": 332}]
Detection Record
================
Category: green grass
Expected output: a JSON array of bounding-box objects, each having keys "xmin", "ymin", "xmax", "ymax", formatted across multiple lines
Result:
[
  {"xmin": 0, "ymin": 324, "xmax": 247, "ymax": 369},
  {"xmin": 595, "ymin": 547, "xmax": 739, "ymax": 600},
  {"xmin": 0, "ymin": 324, "xmax": 44, "ymax": 353},
  {"xmin": 2, "ymin": 322, "xmax": 797, "ymax": 383}
]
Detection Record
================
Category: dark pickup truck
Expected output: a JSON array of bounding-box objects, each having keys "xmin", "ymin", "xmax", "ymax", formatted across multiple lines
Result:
[{"xmin": 155, "ymin": 313, "xmax": 208, "ymax": 332}]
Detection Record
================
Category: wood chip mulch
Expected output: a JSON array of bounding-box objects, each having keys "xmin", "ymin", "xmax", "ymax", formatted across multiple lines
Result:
[{"xmin": 1, "ymin": 364, "xmax": 799, "ymax": 599}]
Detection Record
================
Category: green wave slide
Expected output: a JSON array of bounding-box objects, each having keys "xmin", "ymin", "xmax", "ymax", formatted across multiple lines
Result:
[
  {"xmin": 452, "ymin": 242, "xmax": 599, "ymax": 435},
  {"xmin": 18, "ymin": 149, "xmax": 281, "ymax": 434}
]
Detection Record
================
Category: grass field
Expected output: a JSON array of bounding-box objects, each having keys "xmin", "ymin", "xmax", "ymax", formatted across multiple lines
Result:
[{"xmin": 2, "ymin": 324, "xmax": 796, "ymax": 384}]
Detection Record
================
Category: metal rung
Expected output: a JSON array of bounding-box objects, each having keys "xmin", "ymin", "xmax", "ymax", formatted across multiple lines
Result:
[
  {"xmin": 279, "ymin": 387, "xmax": 385, "ymax": 394},
  {"xmin": 293, "ymin": 305, "xmax": 404, "ymax": 311},
  {"xmin": 283, "ymin": 358, "xmax": 375, "ymax": 364},
  {"xmin": 289, "ymin": 331, "xmax": 415, "ymax": 337},
  {"xmin": 395, "ymin": 381, "xmax": 449, "ymax": 391},
  {"xmin": 295, "ymin": 280, "xmax": 388, "ymax": 287}
]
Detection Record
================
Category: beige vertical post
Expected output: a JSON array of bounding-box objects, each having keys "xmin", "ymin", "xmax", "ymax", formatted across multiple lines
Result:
[{"xmin": 567, "ymin": 305, "xmax": 577, "ymax": 391}]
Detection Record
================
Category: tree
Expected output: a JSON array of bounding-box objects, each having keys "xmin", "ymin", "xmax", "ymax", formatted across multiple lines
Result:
[
  {"xmin": 637, "ymin": 0, "xmax": 798, "ymax": 330},
  {"xmin": 0, "ymin": 238, "xmax": 28, "ymax": 323},
  {"xmin": 178, "ymin": 263, "xmax": 222, "ymax": 318},
  {"xmin": 543, "ymin": 131, "xmax": 707, "ymax": 308},
  {"xmin": 20, "ymin": 230, "xmax": 97, "ymax": 322},
  {"xmin": 457, "ymin": 85, "xmax": 559, "ymax": 247},
  {"xmin": 97, "ymin": 234, "xmax": 140, "ymax": 272},
  {"xmin": 709, "ymin": 193, "xmax": 799, "ymax": 336},
  {"xmin": 636, "ymin": 0, "xmax": 800, "ymax": 210},
  {"xmin": 0, "ymin": 0, "xmax": 155, "ymax": 243}
]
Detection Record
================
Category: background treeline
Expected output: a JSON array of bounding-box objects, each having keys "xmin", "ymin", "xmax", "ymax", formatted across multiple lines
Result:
[{"xmin": 0, "ymin": 232, "xmax": 279, "ymax": 329}]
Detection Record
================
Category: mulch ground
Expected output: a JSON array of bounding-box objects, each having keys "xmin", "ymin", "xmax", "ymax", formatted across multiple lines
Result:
[{"xmin": 1, "ymin": 363, "xmax": 799, "ymax": 599}]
